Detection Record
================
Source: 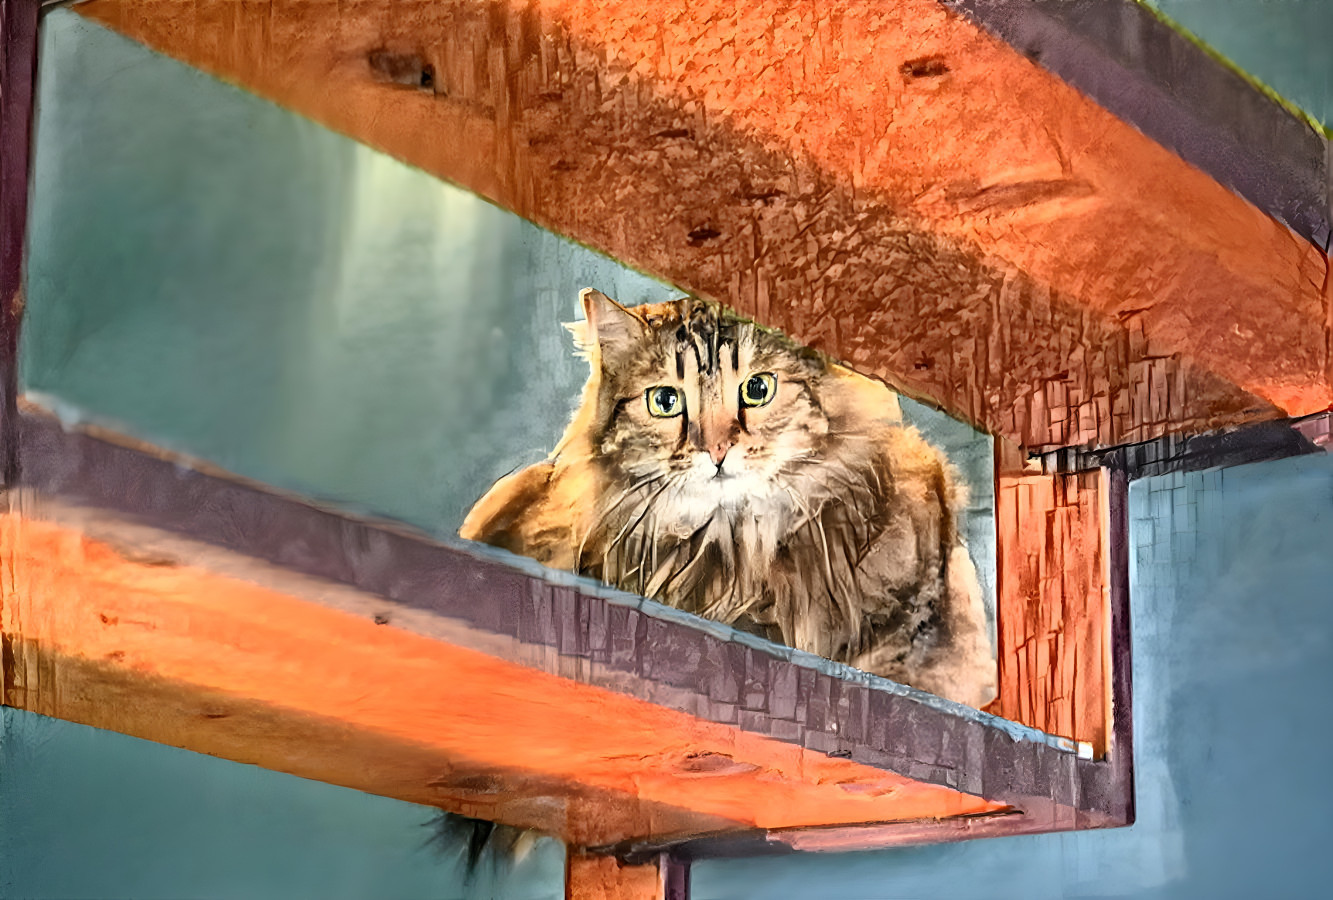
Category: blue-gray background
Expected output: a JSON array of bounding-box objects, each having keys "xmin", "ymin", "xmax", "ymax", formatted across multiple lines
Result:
[{"xmin": 6, "ymin": 5, "xmax": 1333, "ymax": 899}]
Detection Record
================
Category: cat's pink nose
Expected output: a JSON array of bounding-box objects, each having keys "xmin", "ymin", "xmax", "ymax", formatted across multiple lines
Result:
[{"xmin": 709, "ymin": 441, "xmax": 733, "ymax": 466}]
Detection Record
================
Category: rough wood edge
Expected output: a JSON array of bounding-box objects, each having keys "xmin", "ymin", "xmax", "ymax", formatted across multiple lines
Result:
[
  {"xmin": 1036, "ymin": 411, "xmax": 1332, "ymax": 478},
  {"xmin": 4, "ymin": 495, "xmax": 1022, "ymax": 847},
  {"xmin": 992, "ymin": 439, "xmax": 1110, "ymax": 754},
  {"xmin": 565, "ymin": 852, "xmax": 688, "ymax": 900},
  {"xmin": 945, "ymin": 0, "xmax": 1330, "ymax": 248}
]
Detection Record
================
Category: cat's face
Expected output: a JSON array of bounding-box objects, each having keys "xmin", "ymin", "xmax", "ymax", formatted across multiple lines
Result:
[{"xmin": 577, "ymin": 291, "xmax": 833, "ymax": 526}]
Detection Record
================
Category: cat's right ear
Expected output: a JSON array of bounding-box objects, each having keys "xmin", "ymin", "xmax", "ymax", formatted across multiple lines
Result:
[{"xmin": 580, "ymin": 288, "xmax": 643, "ymax": 359}]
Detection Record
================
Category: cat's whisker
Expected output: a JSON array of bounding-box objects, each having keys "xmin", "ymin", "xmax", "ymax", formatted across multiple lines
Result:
[
  {"xmin": 643, "ymin": 546, "xmax": 684, "ymax": 599},
  {"xmin": 811, "ymin": 514, "xmax": 840, "ymax": 604},
  {"xmin": 776, "ymin": 479, "xmax": 818, "ymax": 529},
  {"xmin": 647, "ymin": 513, "xmax": 716, "ymax": 602},
  {"xmin": 594, "ymin": 474, "xmax": 664, "ymax": 524},
  {"xmin": 636, "ymin": 515, "xmax": 659, "ymax": 597}
]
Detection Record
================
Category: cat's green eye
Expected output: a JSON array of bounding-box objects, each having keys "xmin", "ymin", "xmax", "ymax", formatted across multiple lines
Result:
[
  {"xmin": 646, "ymin": 386, "xmax": 684, "ymax": 418},
  {"xmin": 740, "ymin": 372, "xmax": 777, "ymax": 408}
]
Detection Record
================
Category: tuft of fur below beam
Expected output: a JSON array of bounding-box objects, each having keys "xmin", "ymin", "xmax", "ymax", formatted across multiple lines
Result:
[{"xmin": 423, "ymin": 811, "xmax": 541, "ymax": 880}]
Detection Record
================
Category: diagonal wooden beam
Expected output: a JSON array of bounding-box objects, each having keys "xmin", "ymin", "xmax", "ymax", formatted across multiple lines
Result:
[
  {"xmin": 73, "ymin": 0, "xmax": 1331, "ymax": 452},
  {"xmin": 946, "ymin": 0, "xmax": 1331, "ymax": 250},
  {"xmin": 4, "ymin": 406, "xmax": 1130, "ymax": 857},
  {"xmin": 2, "ymin": 499, "xmax": 1008, "ymax": 847}
]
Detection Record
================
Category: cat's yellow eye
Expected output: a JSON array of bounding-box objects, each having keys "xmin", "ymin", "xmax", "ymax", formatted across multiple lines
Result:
[
  {"xmin": 646, "ymin": 386, "xmax": 684, "ymax": 418},
  {"xmin": 740, "ymin": 372, "xmax": 777, "ymax": 408}
]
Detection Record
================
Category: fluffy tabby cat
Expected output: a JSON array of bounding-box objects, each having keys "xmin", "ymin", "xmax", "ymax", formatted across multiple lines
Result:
[{"xmin": 461, "ymin": 289, "xmax": 994, "ymax": 707}]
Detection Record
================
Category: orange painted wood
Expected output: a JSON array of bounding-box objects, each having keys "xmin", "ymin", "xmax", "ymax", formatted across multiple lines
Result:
[
  {"xmin": 73, "ymin": 0, "xmax": 1329, "ymax": 451},
  {"xmin": 0, "ymin": 497, "xmax": 1006, "ymax": 847},
  {"xmin": 566, "ymin": 853, "xmax": 663, "ymax": 900},
  {"xmin": 992, "ymin": 442, "xmax": 1109, "ymax": 754}
]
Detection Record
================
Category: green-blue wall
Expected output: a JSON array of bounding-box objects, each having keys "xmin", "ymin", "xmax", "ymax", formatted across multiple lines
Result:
[
  {"xmin": 0, "ymin": 708, "xmax": 565, "ymax": 899},
  {"xmin": 0, "ymin": 709, "xmax": 562, "ymax": 896}
]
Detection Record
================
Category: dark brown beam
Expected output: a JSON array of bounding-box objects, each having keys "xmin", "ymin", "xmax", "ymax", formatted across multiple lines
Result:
[
  {"xmin": 1104, "ymin": 460, "xmax": 1135, "ymax": 828},
  {"xmin": 1037, "ymin": 411, "xmax": 1331, "ymax": 479},
  {"xmin": 0, "ymin": 0, "xmax": 39, "ymax": 485}
]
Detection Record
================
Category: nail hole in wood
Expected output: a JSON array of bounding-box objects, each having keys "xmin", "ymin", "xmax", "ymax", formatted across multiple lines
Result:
[{"xmin": 900, "ymin": 55, "xmax": 950, "ymax": 80}]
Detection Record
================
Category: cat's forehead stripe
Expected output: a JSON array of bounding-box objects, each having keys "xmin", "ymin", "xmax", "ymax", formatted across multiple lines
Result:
[{"xmin": 669, "ymin": 306, "xmax": 740, "ymax": 377}]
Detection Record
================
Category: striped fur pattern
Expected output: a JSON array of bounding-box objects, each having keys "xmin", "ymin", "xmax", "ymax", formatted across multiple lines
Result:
[{"xmin": 461, "ymin": 290, "xmax": 993, "ymax": 706}]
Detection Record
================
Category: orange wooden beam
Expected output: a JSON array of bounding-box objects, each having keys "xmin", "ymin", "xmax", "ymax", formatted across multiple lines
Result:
[
  {"xmin": 72, "ymin": 0, "xmax": 1330, "ymax": 451},
  {"xmin": 566, "ymin": 852, "xmax": 672, "ymax": 900},
  {"xmin": 0, "ymin": 494, "xmax": 1007, "ymax": 849},
  {"xmin": 991, "ymin": 442, "xmax": 1110, "ymax": 754}
]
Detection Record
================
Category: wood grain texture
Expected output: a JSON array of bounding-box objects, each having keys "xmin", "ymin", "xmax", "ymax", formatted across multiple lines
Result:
[
  {"xmin": 0, "ymin": 497, "xmax": 1010, "ymax": 848},
  {"xmin": 993, "ymin": 441, "xmax": 1109, "ymax": 754},
  {"xmin": 72, "ymin": 0, "xmax": 1330, "ymax": 452},
  {"xmin": 566, "ymin": 853, "xmax": 667, "ymax": 900},
  {"xmin": 7, "ymin": 409, "xmax": 1134, "ymax": 856},
  {"xmin": 945, "ymin": 0, "xmax": 1332, "ymax": 249}
]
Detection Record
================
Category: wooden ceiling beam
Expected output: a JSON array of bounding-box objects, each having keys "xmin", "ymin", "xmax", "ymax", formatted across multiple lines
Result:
[{"xmin": 73, "ymin": 0, "xmax": 1332, "ymax": 451}]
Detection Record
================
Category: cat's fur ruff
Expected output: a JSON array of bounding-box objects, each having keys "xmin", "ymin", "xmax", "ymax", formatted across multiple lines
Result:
[{"xmin": 461, "ymin": 290, "xmax": 994, "ymax": 707}]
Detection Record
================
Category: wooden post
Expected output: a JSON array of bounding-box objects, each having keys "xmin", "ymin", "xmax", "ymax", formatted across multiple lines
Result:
[
  {"xmin": 0, "ymin": 0, "xmax": 40, "ymax": 486},
  {"xmin": 992, "ymin": 439, "xmax": 1111, "ymax": 755},
  {"xmin": 1104, "ymin": 460, "xmax": 1136, "ymax": 823},
  {"xmin": 565, "ymin": 851, "xmax": 687, "ymax": 900}
]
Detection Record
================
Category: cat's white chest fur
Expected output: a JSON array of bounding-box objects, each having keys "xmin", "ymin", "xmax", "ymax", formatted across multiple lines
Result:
[{"xmin": 655, "ymin": 451, "xmax": 802, "ymax": 553}]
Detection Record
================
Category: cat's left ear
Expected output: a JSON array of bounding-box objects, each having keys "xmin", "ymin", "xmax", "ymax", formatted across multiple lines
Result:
[{"xmin": 580, "ymin": 288, "xmax": 643, "ymax": 359}]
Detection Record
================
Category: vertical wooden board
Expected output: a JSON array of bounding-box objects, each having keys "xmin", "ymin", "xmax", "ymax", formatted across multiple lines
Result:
[
  {"xmin": 566, "ymin": 853, "xmax": 664, "ymax": 900},
  {"xmin": 0, "ymin": 0, "xmax": 39, "ymax": 486},
  {"xmin": 994, "ymin": 442, "xmax": 1109, "ymax": 754}
]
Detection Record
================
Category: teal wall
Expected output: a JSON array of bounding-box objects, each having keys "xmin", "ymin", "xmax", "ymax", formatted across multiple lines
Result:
[
  {"xmin": 1144, "ymin": 0, "xmax": 1332, "ymax": 130},
  {"xmin": 0, "ymin": 708, "xmax": 565, "ymax": 899}
]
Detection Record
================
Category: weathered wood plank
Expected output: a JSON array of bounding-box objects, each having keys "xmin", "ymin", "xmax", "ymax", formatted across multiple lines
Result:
[
  {"xmin": 945, "ymin": 0, "xmax": 1331, "ymax": 249},
  {"xmin": 4, "ymin": 407, "xmax": 1131, "ymax": 856},
  {"xmin": 993, "ymin": 440, "xmax": 1109, "ymax": 754},
  {"xmin": 0, "ymin": 496, "xmax": 1007, "ymax": 847},
  {"xmin": 565, "ymin": 852, "xmax": 680, "ymax": 900},
  {"xmin": 72, "ymin": 0, "xmax": 1329, "ymax": 451}
]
